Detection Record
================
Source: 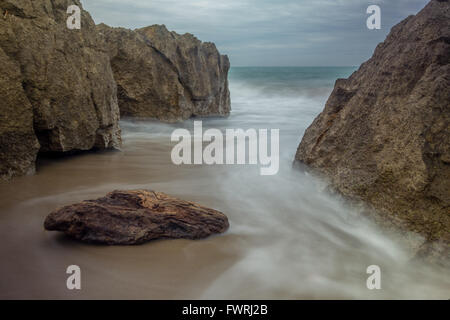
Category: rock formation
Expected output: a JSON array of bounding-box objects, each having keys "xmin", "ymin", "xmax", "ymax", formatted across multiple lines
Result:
[
  {"xmin": 44, "ymin": 190, "xmax": 229, "ymax": 244},
  {"xmin": 97, "ymin": 24, "xmax": 231, "ymax": 122},
  {"xmin": 0, "ymin": 0, "xmax": 230, "ymax": 180},
  {"xmin": 295, "ymin": 0, "xmax": 449, "ymax": 257},
  {"xmin": 0, "ymin": 0, "xmax": 121, "ymax": 180}
]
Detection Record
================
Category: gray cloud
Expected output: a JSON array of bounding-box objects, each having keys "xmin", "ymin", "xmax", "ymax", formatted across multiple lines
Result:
[{"xmin": 81, "ymin": 0, "xmax": 429, "ymax": 66}]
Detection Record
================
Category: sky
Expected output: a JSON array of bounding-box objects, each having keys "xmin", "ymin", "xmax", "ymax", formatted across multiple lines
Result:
[{"xmin": 81, "ymin": 0, "xmax": 430, "ymax": 67}]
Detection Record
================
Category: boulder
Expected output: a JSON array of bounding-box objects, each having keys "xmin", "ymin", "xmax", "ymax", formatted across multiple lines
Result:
[
  {"xmin": 98, "ymin": 24, "xmax": 231, "ymax": 122},
  {"xmin": 44, "ymin": 190, "xmax": 229, "ymax": 244},
  {"xmin": 0, "ymin": 0, "xmax": 121, "ymax": 179},
  {"xmin": 295, "ymin": 0, "xmax": 450, "ymax": 256}
]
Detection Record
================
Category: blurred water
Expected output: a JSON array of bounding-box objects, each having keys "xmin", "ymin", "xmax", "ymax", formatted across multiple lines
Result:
[{"xmin": 0, "ymin": 67, "xmax": 448, "ymax": 299}]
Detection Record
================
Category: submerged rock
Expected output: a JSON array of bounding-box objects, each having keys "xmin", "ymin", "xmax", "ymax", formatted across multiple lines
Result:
[
  {"xmin": 295, "ymin": 0, "xmax": 449, "ymax": 258},
  {"xmin": 98, "ymin": 24, "xmax": 231, "ymax": 122},
  {"xmin": 44, "ymin": 190, "xmax": 229, "ymax": 244},
  {"xmin": 0, "ymin": 0, "xmax": 121, "ymax": 180}
]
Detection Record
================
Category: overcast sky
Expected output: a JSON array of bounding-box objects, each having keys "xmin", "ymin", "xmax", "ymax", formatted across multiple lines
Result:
[{"xmin": 81, "ymin": 0, "xmax": 429, "ymax": 67}]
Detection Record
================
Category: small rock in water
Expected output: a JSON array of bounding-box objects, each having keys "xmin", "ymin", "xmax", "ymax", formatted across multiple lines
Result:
[{"xmin": 44, "ymin": 190, "xmax": 229, "ymax": 245}]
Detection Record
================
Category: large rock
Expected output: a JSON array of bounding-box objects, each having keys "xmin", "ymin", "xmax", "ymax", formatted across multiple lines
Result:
[
  {"xmin": 98, "ymin": 24, "xmax": 231, "ymax": 122},
  {"xmin": 44, "ymin": 190, "xmax": 229, "ymax": 244},
  {"xmin": 0, "ymin": 0, "xmax": 121, "ymax": 179},
  {"xmin": 295, "ymin": 0, "xmax": 449, "ymax": 256},
  {"xmin": 138, "ymin": 25, "xmax": 231, "ymax": 118},
  {"xmin": 0, "ymin": 47, "xmax": 40, "ymax": 178},
  {"xmin": 97, "ymin": 25, "xmax": 195, "ymax": 122}
]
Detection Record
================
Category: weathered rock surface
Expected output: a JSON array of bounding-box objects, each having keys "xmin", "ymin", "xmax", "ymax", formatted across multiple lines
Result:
[
  {"xmin": 96, "ymin": 24, "xmax": 194, "ymax": 122},
  {"xmin": 98, "ymin": 24, "xmax": 231, "ymax": 122},
  {"xmin": 44, "ymin": 190, "xmax": 229, "ymax": 244},
  {"xmin": 138, "ymin": 25, "xmax": 231, "ymax": 118},
  {"xmin": 0, "ymin": 0, "xmax": 121, "ymax": 179},
  {"xmin": 295, "ymin": 0, "xmax": 450, "ymax": 256},
  {"xmin": 0, "ymin": 47, "xmax": 40, "ymax": 178}
]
